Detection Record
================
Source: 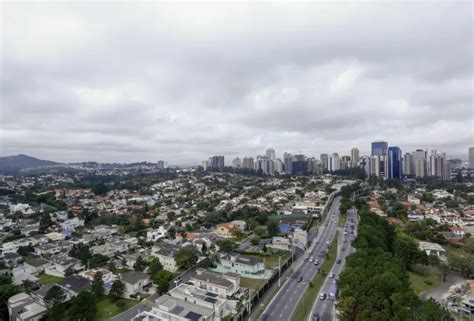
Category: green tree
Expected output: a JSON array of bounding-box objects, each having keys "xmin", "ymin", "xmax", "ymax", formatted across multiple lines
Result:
[
  {"xmin": 68, "ymin": 291, "xmax": 97, "ymax": 321},
  {"xmin": 217, "ymin": 239, "xmax": 237, "ymax": 253},
  {"xmin": 44, "ymin": 285, "xmax": 65, "ymax": 309},
  {"xmin": 17, "ymin": 244, "xmax": 34, "ymax": 257},
  {"xmin": 133, "ymin": 256, "xmax": 147, "ymax": 272},
  {"xmin": 148, "ymin": 257, "xmax": 163, "ymax": 275},
  {"xmin": 0, "ymin": 275, "xmax": 19, "ymax": 320},
  {"xmin": 175, "ymin": 247, "xmax": 198, "ymax": 269},
  {"xmin": 90, "ymin": 271, "xmax": 104, "ymax": 297},
  {"xmin": 109, "ymin": 280, "xmax": 125, "ymax": 301},
  {"xmin": 267, "ymin": 220, "xmax": 280, "ymax": 237},
  {"xmin": 153, "ymin": 270, "xmax": 175, "ymax": 294}
]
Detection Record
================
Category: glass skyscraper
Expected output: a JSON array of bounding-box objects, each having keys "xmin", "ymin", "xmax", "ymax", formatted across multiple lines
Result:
[
  {"xmin": 371, "ymin": 141, "xmax": 388, "ymax": 156},
  {"xmin": 388, "ymin": 146, "xmax": 402, "ymax": 180}
]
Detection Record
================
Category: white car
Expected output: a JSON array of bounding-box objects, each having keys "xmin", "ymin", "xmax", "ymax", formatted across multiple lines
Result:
[
  {"xmin": 309, "ymin": 257, "xmax": 314, "ymax": 262},
  {"xmin": 329, "ymin": 272, "xmax": 335, "ymax": 278}
]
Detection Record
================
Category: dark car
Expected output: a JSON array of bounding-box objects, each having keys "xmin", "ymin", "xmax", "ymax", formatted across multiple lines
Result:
[
  {"xmin": 337, "ymin": 259, "xmax": 342, "ymax": 264},
  {"xmin": 312, "ymin": 313, "xmax": 321, "ymax": 321},
  {"xmin": 298, "ymin": 276, "xmax": 303, "ymax": 282}
]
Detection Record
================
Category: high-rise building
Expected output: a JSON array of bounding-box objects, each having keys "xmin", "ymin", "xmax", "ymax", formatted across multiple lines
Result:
[
  {"xmin": 351, "ymin": 148, "xmax": 360, "ymax": 162},
  {"xmin": 242, "ymin": 157, "xmax": 254, "ymax": 169},
  {"xmin": 273, "ymin": 159, "xmax": 283, "ymax": 173},
  {"xmin": 370, "ymin": 155, "xmax": 380, "ymax": 177},
  {"xmin": 412, "ymin": 149, "xmax": 427, "ymax": 178},
  {"xmin": 284, "ymin": 153, "xmax": 293, "ymax": 174},
  {"xmin": 210, "ymin": 156, "xmax": 225, "ymax": 170},
  {"xmin": 328, "ymin": 153, "xmax": 340, "ymax": 172},
  {"xmin": 320, "ymin": 154, "xmax": 328, "ymax": 172},
  {"xmin": 340, "ymin": 156, "xmax": 351, "ymax": 170},
  {"xmin": 265, "ymin": 148, "xmax": 276, "ymax": 161},
  {"xmin": 387, "ymin": 146, "xmax": 402, "ymax": 180},
  {"xmin": 255, "ymin": 156, "xmax": 274, "ymax": 175},
  {"xmin": 157, "ymin": 160, "xmax": 166, "ymax": 169},
  {"xmin": 403, "ymin": 153, "xmax": 413, "ymax": 176},
  {"xmin": 359, "ymin": 156, "xmax": 371, "ymax": 177},
  {"xmin": 429, "ymin": 151, "xmax": 449, "ymax": 180},
  {"xmin": 470, "ymin": 147, "xmax": 474, "ymax": 169},
  {"xmin": 292, "ymin": 154, "xmax": 308, "ymax": 175},
  {"xmin": 201, "ymin": 160, "xmax": 209, "ymax": 170},
  {"xmin": 232, "ymin": 157, "xmax": 242, "ymax": 168},
  {"xmin": 371, "ymin": 141, "xmax": 388, "ymax": 156},
  {"xmin": 307, "ymin": 158, "xmax": 322, "ymax": 174}
]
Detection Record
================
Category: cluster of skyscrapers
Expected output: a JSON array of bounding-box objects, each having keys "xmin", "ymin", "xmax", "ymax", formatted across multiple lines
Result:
[{"xmin": 202, "ymin": 144, "xmax": 474, "ymax": 181}]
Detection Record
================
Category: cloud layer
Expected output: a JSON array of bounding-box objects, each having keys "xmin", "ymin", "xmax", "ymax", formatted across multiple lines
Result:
[{"xmin": 1, "ymin": 2, "xmax": 473, "ymax": 164}]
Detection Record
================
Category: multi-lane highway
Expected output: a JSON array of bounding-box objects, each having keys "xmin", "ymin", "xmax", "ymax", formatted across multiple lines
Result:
[
  {"xmin": 309, "ymin": 207, "xmax": 359, "ymax": 321},
  {"xmin": 259, "ymin": 196, "xmax": 341, "ymax": 321}
]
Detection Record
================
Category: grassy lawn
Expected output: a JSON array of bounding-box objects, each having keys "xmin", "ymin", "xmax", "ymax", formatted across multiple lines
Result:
[
  {"xmin": 240, "ymin": 277, "xmax": 267, "ymax": 291},
  {"xmin": 338, "ymin": 212, "xmax": 347, "ymax": 227},
  {"xmin": 408, "ymin": 267, "xmax": 441, "ymax": 295},
  {"xmin": 95, "ymin": 297, "xmax": 138, "ymax": 321},
  {"xmin": 241, "ymin": 253, "xmax": 291, "ymax": 269},
  {"xmin": 38, "ymin": 273, "xmax": 64, "ymax": 285},
  {"xmin": 291, "ymin": 232, "xmax": 339, "ymax": 321}
]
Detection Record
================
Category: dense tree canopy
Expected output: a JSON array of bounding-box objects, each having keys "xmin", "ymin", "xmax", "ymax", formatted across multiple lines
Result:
[{"xmin": 337, "ymin": 200, "xmax": 453, "ymax": 321}]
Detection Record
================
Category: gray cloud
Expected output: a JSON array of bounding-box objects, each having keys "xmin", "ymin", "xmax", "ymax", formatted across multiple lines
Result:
[{"xmin": 1, "ymin": 2, "xmax": 473, "ymax": 164}]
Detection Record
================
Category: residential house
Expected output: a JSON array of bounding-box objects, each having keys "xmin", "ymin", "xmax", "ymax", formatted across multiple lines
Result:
[
  {"xmin": 120, "ymin": 271, "xmax": 152, "ymax": 298},
  {"xmin": 8, "ymin": 292, "xmax": 47, "ymax": 321},
  {"xmin": 218, "ymin": 254, "xmax": 268, "ymax": 279},
  {"xmin": 44, "ymin": 254, "xmax": 84, "ymax": 277},
  {"xmin": 151, "ymin": 243, "xmax": 180, "ymax": 272},
  {"xmin": 190, "ymin": 268, "xmax": 240, "ymax": 298},
  {"xmin": 215, "ymin": 223, "xmax": 240, "ymax": 238},
  {"xmin": 24, "ymin": 258, "xmax": 52, "ymax": 275}
]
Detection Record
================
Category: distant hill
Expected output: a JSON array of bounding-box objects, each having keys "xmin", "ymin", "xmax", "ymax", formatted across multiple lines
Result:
[{"xmin": 0, "ymin": 154, "xmax": 60, "ymax": 171}]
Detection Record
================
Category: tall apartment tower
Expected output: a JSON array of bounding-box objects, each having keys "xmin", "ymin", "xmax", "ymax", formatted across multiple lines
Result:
[
  {"xmin": 412, "ymin": 149, "xmax": 427, "ymax": 178},
  {"xmin": 284, "ymin": 153, "xmax": 293, "ymax": 174},
  {"xmin": 242, "ymin": 157, "xmax": 255, "ymax": 169},
  {"xmin": 470, "ymin": 147, "xmax": 474, "ymax": 169},
  {"xmin": 265, "ymin": 148, "xmax": 276, "ymax": 161},
  {"xmin": 403, "ymin": 152, "xmax": 414, "ymax": 176},
  {"xmin": 351, "ymin": 148, "xmax": 360, "ymax": 162},
  {"xmin": 210, "ymin": 156, "xmax": 225, "ymax": 170},
  {"xmin": 232, "ymin": 157, "xmax": 242, "ymax": 168},
  {"xmin": 320, "ymin": 154, "xmax": 328, "ymax": 172}
]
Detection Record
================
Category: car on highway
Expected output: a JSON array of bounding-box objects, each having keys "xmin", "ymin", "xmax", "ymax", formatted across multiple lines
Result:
[
  {"xmin": 319, "ymin": 293, "xmax": 327, "ymax": 300},
  {"xmin": 342, "ymin": 247, "xmax": 346, "ymax": 251},
  {"xmin": 312, "ymin": 313, "xmax": 321, "ymax": 321},
  {"xmin": 314, "ymin": 260, "xmax": 319, "ymax": 265},
  {"xmin": 309, "ymin": 256, "xmax": 314, "ymax": 262},
  {"xmin": 298, "ymin": 276, "xmax": 303, "ymax": 282},
  {"xmin": 337, "ymin": 259, "xmax": 342, "ymax": 264},
  {"xmin": 326, "ymin": 241, "xmax": 330, "ymax": 245},
  {"xmin": 329, "ymin": 272, "xmax": 335, "ymax": 278}
]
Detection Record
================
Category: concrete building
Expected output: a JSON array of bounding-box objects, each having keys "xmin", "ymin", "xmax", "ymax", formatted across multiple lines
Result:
[
  {"xmin": 219, "ymin": 254, "xmax": 267, "ymax": 278},
  {"xmin": 359, "ymin": 156, "xmax": 371, "ymax": 177},
  {"xmin": 284, "ymin": 153, "xmax": 293, "ymax": 174},
  {"xmin": 320, "ymin": 154, "xmax": 328, "ymax": 172},
  {"xmin": 8, "ymin": 293, "xmax": 46, "ymax": 321},
  {"xmin": 470, "ymin": 147, "xmax": 474, "ymax": 169},
  {"xmin": 231, "ymin": 157, "xmax": 242, "ymax": 168},
  {"xmin": 351, "ymin": 148, "xmax": 360, "ymax": 165},
  {"xmin": 328, "ymin": 153, "xmax": 339, "ymax": 172},
  {"xmin": 190, "ymin": 268, "xmax": 240, "ymax": 299},
  {"xmin": 413, "ymin": 149, "xmax": 427, "ymax": 178},
  {"xmin": 403, "ymin": 152, "xmax": 414, "ymax": 176},
  {"xmin": 210, "ymin": 156, "xmax": 225, "ymax": 170},
  {"xmin": 265, "ymin": 148, "xmax": 276, "ymax": 160},
  {"xmin": 242, "ymin": 157, "xmax": 254, "ymax": 169}
]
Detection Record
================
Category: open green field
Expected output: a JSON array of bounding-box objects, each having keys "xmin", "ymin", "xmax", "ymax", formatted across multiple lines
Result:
[
  {"xmin": 408, "ymin": 267, "xmax": 441, "ymax": 295},
  {"xmin": 291, "ymin": 232, "xmax": 339, "ymax": 321},
  {"xmin": 38, "ymin": 273, "xmax": 64, "ymax": 285},
  {"xmin": 240, "ymin": 277, "xmax": 267, "ymax": 291},
  {"xmin": 242, "ymin": 253, "xmax": 291, "ymax": 269},
  {"xmin": 95, "ymin": 297, "xmax": 138, "ymax": 321}
]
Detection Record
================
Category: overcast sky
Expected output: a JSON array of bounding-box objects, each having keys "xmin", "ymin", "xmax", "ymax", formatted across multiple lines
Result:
[{"xmin": 1, "ymin": 2, "xmax": 473, "ymax": 165}]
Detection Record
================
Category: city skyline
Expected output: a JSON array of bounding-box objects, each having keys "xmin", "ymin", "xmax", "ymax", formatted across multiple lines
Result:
[{"xmin": 1, "ymin": 2, "xmax": 473, "ymax": 164}]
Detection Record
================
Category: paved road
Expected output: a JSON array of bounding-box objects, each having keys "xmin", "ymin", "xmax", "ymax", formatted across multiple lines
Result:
[
  {"xmin": 259, "ymin": 196, "xmax": 341, "ymax": 321},
  {"xmin": 309, "ymin": 207, "xmax": 359, "ymax": 321}
]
